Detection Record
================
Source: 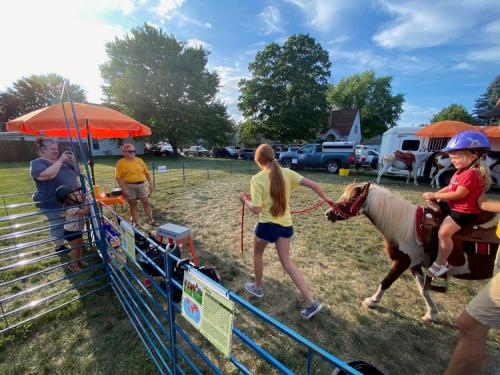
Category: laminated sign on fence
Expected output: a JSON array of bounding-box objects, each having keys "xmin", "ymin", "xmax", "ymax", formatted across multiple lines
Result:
[
  {"xmin": 120, "ymin": 220, "xmax": 136, "ymax": 263},
  {"xmin": 181, "ymin": 269, "xmax": 235, "ymax": 357}
]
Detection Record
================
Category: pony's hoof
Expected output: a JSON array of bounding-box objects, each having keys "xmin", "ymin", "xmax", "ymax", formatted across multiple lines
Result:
[
  {"xmin": 362, "ymin": 298, "xmax": 378, "ymax": 309},
  {"xmin": 421, "ymin": 313, "xmax": 437, "ymax": 323}
]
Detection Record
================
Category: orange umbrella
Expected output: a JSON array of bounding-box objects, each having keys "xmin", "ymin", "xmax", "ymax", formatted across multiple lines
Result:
[
  {"xmin": 415, "ymin": 120, "xmax": 479, "ymax": 137},
  {"xmin": 482, "ymin": 125, "xmax": 500, "ymax": 138},
  {"xmin": 6, "ymin": 102, "xmax": 151, "ymax": 138}
]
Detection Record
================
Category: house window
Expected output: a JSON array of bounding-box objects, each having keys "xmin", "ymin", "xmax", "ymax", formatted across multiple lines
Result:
[
  {"xmin": 92, "ymin": 139, "xmax": 100, "ymax": 150},
  {"xmin": 401, "ymin": 140, "xmax": 420, "ymax": 151}
]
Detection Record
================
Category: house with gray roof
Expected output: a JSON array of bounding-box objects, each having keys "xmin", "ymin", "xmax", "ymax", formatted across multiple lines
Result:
[{"xmin": 320, "ymin": 109, "xmax": 361, "ymax": 144}]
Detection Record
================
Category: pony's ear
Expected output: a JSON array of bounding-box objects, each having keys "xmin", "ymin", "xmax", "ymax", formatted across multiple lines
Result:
[{"xmin": 361, "ymin": 182, "xmax": 370, "ymax": 194}]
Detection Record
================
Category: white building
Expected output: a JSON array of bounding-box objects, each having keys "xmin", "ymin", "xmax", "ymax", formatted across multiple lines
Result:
[{"xmin": 320, "ymin": 109, "xmax": 362, "ymax": 144}]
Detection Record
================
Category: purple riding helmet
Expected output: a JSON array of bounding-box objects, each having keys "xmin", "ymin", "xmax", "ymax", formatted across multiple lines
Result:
[{"xmin": 442, "ymin": 131, "xmax": 490, "ymax": 154}]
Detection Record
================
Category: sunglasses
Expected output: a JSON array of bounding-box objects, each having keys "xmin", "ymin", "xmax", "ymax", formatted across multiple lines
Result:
[{"xmin": 126, "ymin": 150, "xmax": 137, "ymax": 154}]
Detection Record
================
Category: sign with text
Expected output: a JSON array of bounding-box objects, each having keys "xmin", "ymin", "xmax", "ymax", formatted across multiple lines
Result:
[{"xmin": 181, "ymin": 270, "xmax": 234, "ymax": 357}]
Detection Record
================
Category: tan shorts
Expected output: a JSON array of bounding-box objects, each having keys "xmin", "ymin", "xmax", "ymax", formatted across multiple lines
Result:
[
  {"xmin": 124, "ymin": 182, "xmax": 149, "ymax": 200},
  {"xmin": 466, "ymin": 272, "xmax": 500, "ymax": 329}
]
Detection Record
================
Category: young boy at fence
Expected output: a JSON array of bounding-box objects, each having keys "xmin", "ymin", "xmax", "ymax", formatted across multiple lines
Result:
[
  {"xmin": 56, "ymin": 185, "xmax": 90, "ymax": 273},
  {"xmin": 423, "ymin": 131, "xmax": 492, "ymax": 278},
  {"xmin": 240, "ymin": 144, "xmax": 334, "ymax": 319}
]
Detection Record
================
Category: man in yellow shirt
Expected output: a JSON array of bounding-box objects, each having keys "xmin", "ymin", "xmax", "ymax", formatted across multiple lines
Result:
[{"xmin": 115, "ymin": 143, "xmax": 156, "ymax": 226}]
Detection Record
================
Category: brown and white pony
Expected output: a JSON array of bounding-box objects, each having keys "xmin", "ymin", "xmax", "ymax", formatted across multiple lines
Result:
[
  {"xmin": 377, "ymin": 151, "xmax": 432, "ymax": 186},
  {"xmin": 325, "ymin": 182, "xmax": 497, "ymax": 322}
]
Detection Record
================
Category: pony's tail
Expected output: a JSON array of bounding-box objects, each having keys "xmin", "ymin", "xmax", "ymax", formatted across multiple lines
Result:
[
  {"xmin": 474, "ymin": 158, "xmax": 492, "ymax": 191},
  {"xmin": 269, "ymin": 160, "xmax": 286, "ymax": 217}
]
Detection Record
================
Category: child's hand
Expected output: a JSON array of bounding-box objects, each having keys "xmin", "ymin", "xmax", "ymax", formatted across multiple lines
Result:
[{"xmin": 423, "ymin": 192, "xmax": 435, "ymax": 201}]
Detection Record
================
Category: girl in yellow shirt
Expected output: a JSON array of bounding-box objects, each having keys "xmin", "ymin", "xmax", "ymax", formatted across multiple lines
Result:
[{"xmin": 240, "ymin": 144, "xmax": 333, "ymax": 319}]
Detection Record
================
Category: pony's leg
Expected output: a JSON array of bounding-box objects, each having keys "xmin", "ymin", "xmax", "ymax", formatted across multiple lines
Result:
[
  {"xmin": 362, "ymin": 256, "xmax": 410, "ymax": 308},
  {"xmin": 413, "ymin": 165, "xmax": 419, "ymax": 185},
  {"xmin": 405, "ymin": 168, "xmax": 411, "ymax": 185},
  {"xmin": 411, "ymin": 266, "xmax": 438, "ymax": 322},
  {"xmin": 376, "ymin": 163, "xmax": 388, "ymax": 184}
]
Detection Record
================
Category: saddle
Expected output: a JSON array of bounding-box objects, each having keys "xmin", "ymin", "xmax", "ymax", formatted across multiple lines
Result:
[
  {"xmin": 394, "ymin": 151, "xmax": 415, "ymax": 169},
  {"xmin": 419, "ymin": 205, "xmax": 499, "ymax": 285}
]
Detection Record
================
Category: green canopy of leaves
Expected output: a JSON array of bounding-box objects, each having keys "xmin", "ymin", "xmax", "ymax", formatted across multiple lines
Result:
[
  {"xmin": 430, "ymin": 103, "xmax": 476, "ymax": 124},
  {"xmin": 327, "ymin": 71, "xmax": 404, "ymax": 140},
  {"xmin": 473, "ymin": 75, "xmax": 500, "ymax": 124},
  {"xmin": 100, "ymin": 24, "xmax": 233, "ymax": 151},
  {"xmin": 0, "ymin": 73, "xmax": 86, "ymax": 123},
  {"xmin": 238, "ymin": 34, "xmax": 331, "ymax": 143}
]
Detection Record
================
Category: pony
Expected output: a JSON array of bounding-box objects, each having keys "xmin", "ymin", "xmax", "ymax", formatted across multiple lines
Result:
[
  {"xmin": 325, "ymin": 182, "xmax": 498, "ymax": 322},
  {"xmin": 377, "ymin": 151, "xmax": 432, "ymax": 186}
]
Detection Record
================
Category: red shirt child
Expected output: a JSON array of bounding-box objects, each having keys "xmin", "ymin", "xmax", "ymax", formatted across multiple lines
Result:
[{"xmin": 446, "ymin": 169, "xmax": 484, "ymax": 213}]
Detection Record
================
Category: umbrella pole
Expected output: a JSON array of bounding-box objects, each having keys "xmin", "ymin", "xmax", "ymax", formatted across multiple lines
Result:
[{"xmin": 86, "ymin": 119, "xmax": 95, "ymax": 185}]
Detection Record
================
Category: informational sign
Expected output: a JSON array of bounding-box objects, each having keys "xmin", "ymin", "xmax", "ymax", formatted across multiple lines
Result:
[
  {"xmin": 181, "ymin": 270, "xmax": 234, "ymax": 357},
  {"xmin": 157, "ymin": 165, "xmax": 168, "ymax": 173},
  {"xmin": 120, "ymin": 220, "xmax": 136, "ymax": 262}
]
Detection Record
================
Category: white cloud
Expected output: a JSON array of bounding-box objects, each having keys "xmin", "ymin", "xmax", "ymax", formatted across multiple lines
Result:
[
  {"xmin": 186, "ymin": 39, "xmax": 210, "ymax": 50},
  {"xmin": 467, "ymin": 46, "xmax": 500, "ymax": 62},
  {"xmin": 152, "ymin": 0, "xmax": 185, "ymax": 18},
  {"xmin": 373, "ymin": 0, "xmax": 499, "ymax": 50},
  {"xmin": 258, "ymin": 5, "xmax": 284, "ymax": 35},
  {"xmin": 0, "ymin": 1, "xmax": 126, "ymax": 103},
  {"xmin": 452, "ymin": 62, "xmax": 475, "ymax": 71},
  {"xmin": 398, "ymin": 102, "xmax": 439, "ymax": 127},
  {"xmin": 176, "ymin": 12, "xmax": 212, "ymax": 28},
  {"xmin": 330, "ymin": 47, "xmax": 431, "ymax": 75},
  {"xmin": 285, "ymin": 0, "xmax": 352, "ymax": 32},
  {"xmin": 212, "ymin": 65, "xmax": 249, "ymax": 121}
]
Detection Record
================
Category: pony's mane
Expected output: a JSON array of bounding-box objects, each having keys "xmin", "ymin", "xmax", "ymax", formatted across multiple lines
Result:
[{"xmin": 363, "ymin": 185, "xmax": 416, "ymax": 243}]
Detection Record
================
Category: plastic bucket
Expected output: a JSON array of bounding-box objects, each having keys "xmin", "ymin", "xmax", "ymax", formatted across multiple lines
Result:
[{"xmin": 339, "ymin": 168, "xmax": 350, "ymax": 176}]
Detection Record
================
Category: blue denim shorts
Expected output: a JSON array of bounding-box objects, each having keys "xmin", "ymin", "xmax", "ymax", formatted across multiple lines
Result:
[{"xmin": 255, "ymin": 222, "xmax": 293, "ymax": 243}]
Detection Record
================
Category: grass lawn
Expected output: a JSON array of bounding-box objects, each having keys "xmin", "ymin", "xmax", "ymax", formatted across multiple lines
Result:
[{"xmin": 0, "ymin": 155, "xmax": 499, "ymax": 374}]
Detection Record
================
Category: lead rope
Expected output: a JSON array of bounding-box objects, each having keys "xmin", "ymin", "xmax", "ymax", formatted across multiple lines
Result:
[{"xmin": 239, "ymin": 192, "xmax": 332, "ymax": 254}]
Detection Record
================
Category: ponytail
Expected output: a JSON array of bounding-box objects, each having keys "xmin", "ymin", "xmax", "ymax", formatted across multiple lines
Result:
[
  {"xmin": 474, "ymin": 158, "xmax": 492, "ymax": 191},
  {"xmin": 255, "ymin": 144, "xmax": 287, "ymax": 217},
  {"xmin": 269, "ymin": 160, "xmax": 286, "ymax": 217}
]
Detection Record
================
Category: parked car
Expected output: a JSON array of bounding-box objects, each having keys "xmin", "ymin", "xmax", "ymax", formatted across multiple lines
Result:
[
  {"xmin": 278, "ymin": 142, "xmax": 356, "ymax": 173},
  {"xmin": 145, "ymin": 141, "xmax": 173, "ymax": 156},
  {"xmin": 287, "ymin": 144, "xmax": 303, "ymax": 152},
  {"xmin": 355, "ymin": 145, "xmax": 369, "ymax": 168},
  {"xmin": 239, "ymin": 148, "xmax": 256, "ymax": 160},
  {"xmin": 210, "ymin": 147, "xmax": 238, "ymax": 159},
  {"xmin": 183, "ymin": 145, "xmax": 210, "ymax": 157},
  {"xmin": 367, "ymin": 150, "xmax": 379, "ymax": 169}
]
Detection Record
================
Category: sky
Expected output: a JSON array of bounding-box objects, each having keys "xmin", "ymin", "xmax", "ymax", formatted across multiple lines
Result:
[{"xmin": 1, "ymin": 0, "xmax": 499, "ymax": 128}]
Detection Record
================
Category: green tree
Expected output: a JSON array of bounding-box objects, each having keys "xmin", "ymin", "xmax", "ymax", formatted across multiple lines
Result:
[
  {"xmin": 237, "ymin": 120, "xmax": 259, "ymax": 147},
  {"xmin": 327, "ymin": 71, "xmax": 404, "ymax": 140},
  {"xmin": 430, "ymin": 103, "xmax": 476, "ymax": 124},
  {"xmin": 473, "ymin": 75, "xmax": 500, "ymax": 124},
  {"xmin": 100, "ymin": 24, "xmax": 232, "ymax": 153},
  {"xmin": 238, "ymin": 34, "xmax": 331, "ymax": 143},
  {"xmin": 0, "ymin": 74, "xmax": 86, "ymax": 123}
]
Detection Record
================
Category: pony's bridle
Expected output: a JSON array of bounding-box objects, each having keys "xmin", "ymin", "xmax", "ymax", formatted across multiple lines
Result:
[{"xmin": 326, "ymin": 183, "xmax": 370, "ymax": 222}]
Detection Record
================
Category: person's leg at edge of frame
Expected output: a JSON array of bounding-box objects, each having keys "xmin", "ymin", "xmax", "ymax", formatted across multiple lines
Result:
[
  {"xmin": 275, "ymin": 236, "xmax": 314, "ymax": 305},
  {"xmin": 443, "ymin": 310, "xmax": 489, "ymax": 375},
  {"xmin": 253, "ymin": 236, "xmax": 268, "ymax": 288}
]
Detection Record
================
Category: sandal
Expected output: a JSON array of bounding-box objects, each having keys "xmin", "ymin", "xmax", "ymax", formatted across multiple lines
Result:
[
  {"xmin": 427, "ymin": 261, "xmax": 450, "ymax": 277},
  {"xmin": 68, "ymin": 264, "xmax": 81, "ymax": 273},
  {"xmin": 148, "ymin": 220, "xmax": 158, "ymax": 226},
  {"xmin": 78, "ymin": 260, "xmax": 89, "ymax": 268}
]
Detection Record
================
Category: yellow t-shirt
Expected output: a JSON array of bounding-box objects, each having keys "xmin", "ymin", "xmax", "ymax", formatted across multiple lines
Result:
[
  {"xmin": 115, "ymin": 157, "xmax": 149, "ymax": 183},
  {"xmin": 250, "ymin": 167, "xmax": 303, "ymax": 226}
]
